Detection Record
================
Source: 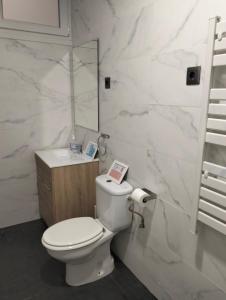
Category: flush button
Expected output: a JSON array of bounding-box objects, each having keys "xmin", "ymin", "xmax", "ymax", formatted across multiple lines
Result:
[
  {"xmin": 186, "ymin": 66, "xmax": 201, "ymax": 85},
  {"xmin": 106, "ymin": 179, "xmax": 112, "ymax": 183}
]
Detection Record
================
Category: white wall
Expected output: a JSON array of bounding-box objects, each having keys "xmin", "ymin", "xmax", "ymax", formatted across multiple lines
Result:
[
  {"xmin": 0, "ymin": 39, "xmax": 71, "ymax": 227},
  {"xmin": 71, "ymin": 1, "xmax": 226, "ymax": 299}
]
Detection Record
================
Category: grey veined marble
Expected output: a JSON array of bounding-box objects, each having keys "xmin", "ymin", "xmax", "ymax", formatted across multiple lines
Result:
[
  {"xmin": 0, "ymin": 39, "xmax": 72, "ymax": 227},
  {"xmin": 71, "ymin": 0, "xmax": 226, "ymax": 299}
]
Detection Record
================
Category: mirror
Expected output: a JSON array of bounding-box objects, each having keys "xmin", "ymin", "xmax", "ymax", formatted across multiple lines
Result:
[{"xmin": 71, "ymin": 40, "xmax": 99, "ymax": 132}]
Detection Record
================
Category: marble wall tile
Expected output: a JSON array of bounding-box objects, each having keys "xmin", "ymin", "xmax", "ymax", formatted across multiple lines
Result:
[
  {"xmin": 72, "ymin": 0, "xmax": 208, "ymax": 107},
  {"xmin": 72, "ymin": 0, "xmax": 226, "ymax": 298},
  {"xmin": 0, "ymin": 174, "xmax": 39, "ymax": 227},
  {"xmin": 113, "ymin": 199, "xmax": 226, "ymax": 299},
  {"xmin": 102, "ymin": 104, "xmax": 201, "ymax": 163},
  {"xmin": 0, "ymin": 39, "xmax": 71, "ymax": 228}
]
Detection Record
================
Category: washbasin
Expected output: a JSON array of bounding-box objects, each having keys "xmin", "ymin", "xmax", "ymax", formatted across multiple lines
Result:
[
  {"xmin": 51, "ymin": 148, "xmax": 84, "ymax": 160},
  {"xmin": 35, "ymin": 148, "xmax": 97, "ymax": 168}
]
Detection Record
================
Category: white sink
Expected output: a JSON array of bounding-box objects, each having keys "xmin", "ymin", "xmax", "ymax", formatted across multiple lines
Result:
[
  {"xmin": 35, "ymin": 148, "xmax": 98, "ymax": 168},
  {"xmin": 51, "ymin": 148, "xmax": 84, "ymax": 160}
]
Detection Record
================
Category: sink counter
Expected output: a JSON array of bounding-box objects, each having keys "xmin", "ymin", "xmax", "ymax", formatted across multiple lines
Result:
[{"xmin": 35, "ymin": 148, "xmax": 99, "ymax": 168}]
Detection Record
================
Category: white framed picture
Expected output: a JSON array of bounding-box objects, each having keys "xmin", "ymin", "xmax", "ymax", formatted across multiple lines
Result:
[
  {"xmin": 84, "ymin": 141, "xmax": 98, "ymax": 159},
  {"xmin": 107, "ymin": 160, "xmax": 129, "ymax": 184}
]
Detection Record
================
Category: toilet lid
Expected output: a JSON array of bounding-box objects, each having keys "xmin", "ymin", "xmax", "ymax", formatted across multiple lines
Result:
[{"xmin": 42, "ymin": 217, "xmax": 104, "ymax": 247}]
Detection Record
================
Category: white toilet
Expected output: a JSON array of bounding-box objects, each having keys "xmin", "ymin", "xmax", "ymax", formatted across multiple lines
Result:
[{"xmin": 41, "ymin": 174, "xmax": 133, "ymax": 286}]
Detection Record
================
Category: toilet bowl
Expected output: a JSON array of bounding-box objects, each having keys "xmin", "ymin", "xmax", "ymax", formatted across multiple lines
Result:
[
  {"xmin": 42, "ymin": 217, "xmax": 115, "ymax": 286},
  {"xmin": 42, "ymin": 175, "xmax": 133, "ymax": 286}
]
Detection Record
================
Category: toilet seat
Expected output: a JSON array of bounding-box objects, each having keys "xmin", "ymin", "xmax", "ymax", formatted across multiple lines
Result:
[{"xmin": 42, "ymin": 217, "xmax": 104, "ymax": 251}]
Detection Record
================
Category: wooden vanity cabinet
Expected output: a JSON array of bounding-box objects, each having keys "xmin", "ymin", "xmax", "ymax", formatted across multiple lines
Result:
[{"xmin": 35, "ymin": 155, "xmax": 99, "ymax": 226}]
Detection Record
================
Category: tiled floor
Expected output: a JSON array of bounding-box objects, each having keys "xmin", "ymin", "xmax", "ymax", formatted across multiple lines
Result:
[{"xmin": 0, "ymin": 219, "xmax": 157, "ymax": 300}]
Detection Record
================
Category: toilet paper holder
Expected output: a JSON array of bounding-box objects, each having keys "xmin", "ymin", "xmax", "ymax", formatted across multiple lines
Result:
[
  {"xmin": 128, "ymin": 188, "xmax": 157, "ymax": 229},
  {"xmin": 128, "ymin": 188, "xmax": 157, "ymax": 203},
  {"xmin": 141, "ymin": 188, "xmax": 157, "ymax": 203}
]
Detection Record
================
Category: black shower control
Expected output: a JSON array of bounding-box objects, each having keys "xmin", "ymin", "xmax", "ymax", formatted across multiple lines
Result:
[
  {"xmin": 186, "ymin": 66, "xmax": 201, "ymax": 85},
  {"xmin": 105, "ymin": 77, "xmax": 111, "ymax": 89}
]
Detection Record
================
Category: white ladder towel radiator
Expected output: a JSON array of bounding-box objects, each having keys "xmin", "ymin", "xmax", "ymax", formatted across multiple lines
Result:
[{"xmin": 191, "ymin": 16, "xmax": 226, "ymax": 235}]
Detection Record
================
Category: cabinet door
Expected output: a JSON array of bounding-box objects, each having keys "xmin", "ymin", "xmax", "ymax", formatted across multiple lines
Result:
[
  {"xmin": 35, "ymin": 155, "xmax": 54, "ymax": 226},
  {"xmin": 52, "ymin": 161, "xmax": 99, "ymax": 222},
  {"xmin": 37, "ymin": 181, "xmax": 53, "ymax": 226}
]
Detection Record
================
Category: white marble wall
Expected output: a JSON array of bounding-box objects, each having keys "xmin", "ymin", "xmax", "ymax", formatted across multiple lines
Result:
[
  {"xmin": 0, "ymin": 39, "xmax": 71, "ymax": 228},
  {"xmin": 72, "ymin": 0, "xmax": 226, "ymax": 299}
]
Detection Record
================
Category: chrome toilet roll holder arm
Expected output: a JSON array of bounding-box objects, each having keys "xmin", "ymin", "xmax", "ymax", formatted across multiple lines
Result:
[
  {"xmin": 128, "ymin": 188, "xmax": 157, "ymax": 228},
  {"xmin": 141, "ymin": 188, "xmax": 157, "ymax": 203},
  {"xmin": 128, "ymin": 204, "xmax": 145, "ymax": 228}
]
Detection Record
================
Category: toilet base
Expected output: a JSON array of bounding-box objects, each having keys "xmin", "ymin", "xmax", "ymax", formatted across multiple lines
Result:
[{"xmin": 65, "ymin": 239, "xmax": 114, "ymax": 286}]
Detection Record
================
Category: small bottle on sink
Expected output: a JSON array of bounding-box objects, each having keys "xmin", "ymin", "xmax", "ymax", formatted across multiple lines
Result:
[{"xmin": 69, "ymin": 134, "xmax": 82, "ymax": 155}]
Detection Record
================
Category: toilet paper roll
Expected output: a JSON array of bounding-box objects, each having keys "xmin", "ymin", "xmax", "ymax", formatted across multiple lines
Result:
[{"xmin": 130, "ymin": 188, "xmax": 149, "ymax": 207}]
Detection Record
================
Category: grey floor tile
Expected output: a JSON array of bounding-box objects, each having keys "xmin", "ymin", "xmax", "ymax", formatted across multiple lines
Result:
[{"xmin": 0, "ymin": 219, "xmax": 157, "ymax": 300}]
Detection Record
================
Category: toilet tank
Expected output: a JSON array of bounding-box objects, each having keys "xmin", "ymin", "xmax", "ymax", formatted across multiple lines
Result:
[{"xmin": 96, "ymin": 175, "xmax": 133, "ymax": 232}]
